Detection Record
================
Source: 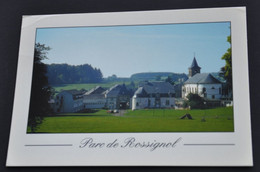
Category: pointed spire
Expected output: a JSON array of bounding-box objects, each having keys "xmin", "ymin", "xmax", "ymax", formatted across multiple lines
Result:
[
  {"xmin": 190, "ymin": 57, "xmax": 201, "ymax": 69},
  {"xmin": 188, "ymin": 55, "xmax": 201, "ymax": 78}
]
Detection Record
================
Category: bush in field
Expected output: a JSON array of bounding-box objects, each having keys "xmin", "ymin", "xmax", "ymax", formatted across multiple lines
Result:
[{"xmin": 184, "ymin": 93, "xmax": 205, "ymax": 109}]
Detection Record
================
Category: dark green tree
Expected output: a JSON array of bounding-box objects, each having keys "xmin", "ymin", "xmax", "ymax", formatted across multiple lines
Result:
[
  {"xmin": 155, "ymin": 75, "xmax": 161, "ymax": 81},
  {"xmin": 184, "ymin": 93, "xmax": 205, "ymax": 109},
  {"xmin": 165, "ymin": 75, "xmax": 174, "ymax": 85},
  {"xmin": 129, "ymin": 81, "xmax": 136, "ymax": 89},
  {"xmin": 107, "ymin": 74, "xmax": 117, "ymax": 82},
  {"xmin": 221, "ymin": 35, "xmax": 232, "ymax": 94},
  {"xmin": 28, "ymin": 43, "xmax": 53, "ymax": 132}
]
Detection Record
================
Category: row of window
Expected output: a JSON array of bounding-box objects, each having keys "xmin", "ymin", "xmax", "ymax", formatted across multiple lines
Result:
[
  {"xmin": 136, "ymin": 99, "xmax": 171, "ymax": 107},
  {"xmin": 85, "ymin": 102, "xmax": 105, "ymax": 105},
  {"xmin": 184, "ymin": 87, "xmax": 222, "ymax": 94},
  {"xmin": 73, "ymin": 102, "xmax": 83, "ymax": 108}
]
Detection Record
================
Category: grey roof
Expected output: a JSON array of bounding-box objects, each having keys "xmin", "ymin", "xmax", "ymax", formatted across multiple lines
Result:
[
  {"xmin": 60, "ymin": 89, "xmax": 85, "ymax": 100},
  {"xmin": 84, "ymin": 86, "xmax": 106, "ymax": 96},
  {"xmin": 184, "ymin": 73, "xmax": 222, "ymax": 84},
  {"xmin": 136, "ymin": 81, "xmax": 175, "ymax": 95},
  {"xmin": 189, "ymin": 57, "xmax": 201, "ymax": 69},
  {"xmin": 134, "ymin": 87, "xmax": 148, "ymax": 97},
  {"xmin": 105, "ymin": 84, "xmax": 130, "ymax": 97},
  {"xmin": 63, "ymin": 89, "xmax": 85, "ymax": 96}
]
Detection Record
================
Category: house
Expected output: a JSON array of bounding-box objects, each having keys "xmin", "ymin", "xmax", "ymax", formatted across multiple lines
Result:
[
  {"xmin": 104, "ymin": 84, "xmax": 132, "ymax": 110},
  {"xmin": 182, "ymin": 57, "xmax": 222, "ymax": 101},
  {"xmin": 55, "ymin": 89, "xmax": 85, "ymax": 113},
  {"xmin": 174, "ymin": 78, "xmax": 187, "ymax": 98},
  {"xmin": 83, "ymin": 86, "xmax": 107, "ymax": 109},
  {"xmin": 132, "ymin": 81, "xmax": 175, "ymax": 110}
]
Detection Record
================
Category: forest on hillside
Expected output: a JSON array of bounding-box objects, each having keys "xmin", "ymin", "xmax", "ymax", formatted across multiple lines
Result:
[
  {"xmin": 46, "ymin": 64, "xmax": 192, "ymax": 85},
  {"xmin": 131, "ymin": 72, "xmax": 188, "ymax": 81},
  {"xmin": 46, "ymin": 64, "xmax": 103, "ymax": 85}
]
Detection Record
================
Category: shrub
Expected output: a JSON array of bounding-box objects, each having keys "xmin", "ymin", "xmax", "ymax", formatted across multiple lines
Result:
[{"xmin": 185, "ymin": 93, "xmax": 205, "ymax": 109}]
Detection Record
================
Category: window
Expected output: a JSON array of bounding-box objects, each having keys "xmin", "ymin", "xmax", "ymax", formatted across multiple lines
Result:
[
  {"xmin": 211, "ymin": 86, "xmax": 215, "ymax": 89},
  {"xmin": 212, "ymin": 95, "xmax": 215, "ymax": 99},
  {"xmin": 219, "ymin": 88, "xmax": 222, "ymax": 94},
  {"xmin": 203, "ymin": 87, "xmax": 206, "ymax": 93},
  {"xmin": 166, "ymin": 100, "xmax": 170, "ymax": 106},
  {"xmin": 136, "ymin": 102, "xmax": 139, "ymax": 107}
]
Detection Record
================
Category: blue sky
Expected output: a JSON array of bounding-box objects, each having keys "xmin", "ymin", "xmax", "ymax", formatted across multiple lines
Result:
[{"xmin": 36, "ymin": 22, "xmax": 231, "ymax": 77}]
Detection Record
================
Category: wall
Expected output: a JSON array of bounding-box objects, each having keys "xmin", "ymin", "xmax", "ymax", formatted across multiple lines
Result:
[
  {"xmin": 183, "ymin": 83, "xmax": 222, "ymax": 100},
  {"xmin": 83, "ymin": 95, "xmax": 106, "ymax": 109}
]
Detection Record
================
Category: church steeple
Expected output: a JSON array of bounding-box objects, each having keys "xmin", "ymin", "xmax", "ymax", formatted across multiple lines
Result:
[{"xmin": 188, "ymin": 56, "xmax": 201, "ymax": 78}]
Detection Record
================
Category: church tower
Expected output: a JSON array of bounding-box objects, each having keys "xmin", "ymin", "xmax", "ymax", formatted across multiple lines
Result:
[{"xmin": 188, "ymin": 57, "xmax": 201, "ymax": 78}]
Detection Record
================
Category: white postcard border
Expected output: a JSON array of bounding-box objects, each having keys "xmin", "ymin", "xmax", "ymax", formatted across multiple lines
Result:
[{"xmin": 6, "ymin": 7, "xmax": 253, "ymax": 166}]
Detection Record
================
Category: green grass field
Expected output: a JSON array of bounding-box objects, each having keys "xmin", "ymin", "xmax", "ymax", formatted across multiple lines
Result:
[
  {"xmin": 52, "ymin": 81, "xmax": 132, "ymax": 92},
  {"xmin": 28, "ymin": 107, "xmax": 234, "ymax": 133}
]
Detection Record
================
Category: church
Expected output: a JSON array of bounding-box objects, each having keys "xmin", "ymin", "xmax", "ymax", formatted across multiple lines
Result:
[{"xmin": 182, "ymin": 57, "xmax": 223, "ymax": 101}]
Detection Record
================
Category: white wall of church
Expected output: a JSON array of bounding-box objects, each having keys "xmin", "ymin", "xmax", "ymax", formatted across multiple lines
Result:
[
  {"xmin": 198, "ymin": 84, "xmax": 222, "ymax": 100},
  {"xmin": 183, "ymin": 83, "xmax": 222, "ymax": 100},
  {"xmin": 183, "ymin": 84, "xmax": 198, "ymax": 97}
]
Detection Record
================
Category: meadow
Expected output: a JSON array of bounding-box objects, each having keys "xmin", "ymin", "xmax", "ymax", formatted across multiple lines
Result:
[
  {"xmin": 52, "ymin": 81, "xmax": 132, "ymax": 92},
  {"xmin": 28, "ymin": 107, "xmax": 234, "ymax": 133}
]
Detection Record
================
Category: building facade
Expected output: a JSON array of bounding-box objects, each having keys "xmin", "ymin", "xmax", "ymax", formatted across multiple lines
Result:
[
  {"xmin": 182, "ymin": 73, "xmax": 222, "ymax": 100},
  {"xmin": 83, "ymin": 86, "xmax": 107, "ymax": 109},
  {"xmin": 132, "ymin": 81, "xmax": 175, "ymax": 110},
  {"xmin": 182, "ymin": 57, "xmax": 222, "ymax": 101},
  {"xmin": 104, "ymin": 84, "xmax": 132, "ymax": 110},
  {"xmin": 55, "ymin": 90, "xmax": 85, "ymax": 113}
]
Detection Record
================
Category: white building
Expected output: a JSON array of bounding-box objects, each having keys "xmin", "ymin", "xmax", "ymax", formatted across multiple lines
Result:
[
  {"xmin": 55, "ymin": 90, "xmax": 85, "ymax": 113},
  {"xmin": 132, "ymin": 81, "xmax": 175, "ymax": 110},
  {"xmin": 182, "ymin": 73, "xmax": 222, "ymax": 100},
  {"xmin": 182, "ymin": 57, "xmax": 222, "ymax": 100},
  {"xmin": 83, "ymin": 86, "xmax": 106, "ymax": 109},
  {"xmin": 104, "ymin": 84, "xmax": 132, "ymax": 110}
]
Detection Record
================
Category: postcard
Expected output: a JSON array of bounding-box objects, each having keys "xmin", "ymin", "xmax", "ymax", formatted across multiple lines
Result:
[{"xmin": 6, "ymin": 7, "xmax": 253, "ymax": 166}]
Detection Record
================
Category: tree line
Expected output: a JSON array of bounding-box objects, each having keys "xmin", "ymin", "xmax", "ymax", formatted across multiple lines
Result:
[
  {"xmin": 46, "ymin": 63, "xmax": 103, "ymax": 85},
  {"xmin": 131, "ymin": 72, "xmax": 188, "ymax": 82}
]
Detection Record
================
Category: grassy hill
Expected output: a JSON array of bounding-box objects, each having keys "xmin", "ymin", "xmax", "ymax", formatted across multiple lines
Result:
[
  {"xmin": 52, "ymin": 81, "xmax": 133, "ymax": 92},
  {"xmin": 131, "ymin": 72, "xmax": 188, "ymax": 81}
]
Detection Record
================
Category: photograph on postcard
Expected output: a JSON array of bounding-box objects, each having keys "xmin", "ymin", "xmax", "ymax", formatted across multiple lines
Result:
[
  {"xmin": 6, "ymin": 7, "xmax": 253, "ymax": 167},
  {"xmin": 27, "ymin": 22, "xmax": 234, "ymax": 133}
]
